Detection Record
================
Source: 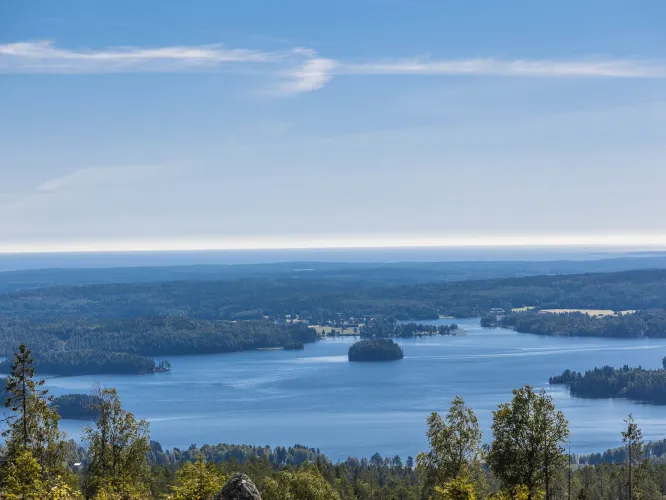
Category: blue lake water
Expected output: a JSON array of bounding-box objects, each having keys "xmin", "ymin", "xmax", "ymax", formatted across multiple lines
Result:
[{"xmin": 48, "ymin": 319, "xmax": 666, "ymax": 461}]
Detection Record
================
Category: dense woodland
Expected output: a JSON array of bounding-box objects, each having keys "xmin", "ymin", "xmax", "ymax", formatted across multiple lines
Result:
[
  {"xmin": 360, "ymin": 317, "xmax": 457, "ymax": 338},
  {"xmin": 5, "ymin": 256, "xmax": 666, "ymax": 292},
  {"xmin": 51, "ymin": 394, "xmax": 103, "ymax": 420},
  {"xmin": 0, "ymin": 349, "xmax": 170, "ymax": 376},
  {"xmin": 348, "ymin": 339, "xmax": 404, "ymax": 362},
  {"xmin": 4, "ymin": 268, "xmax": 666, "ymax": 321},
  {"xmin": 496, "ymin": 309, "xmax": 666, "ymax": 338},
  {"xmin": 0, "ymin": 317, "xmax": 317, "ymax": 357},
  {"xmin": 550, "ymin": 358, "xmax": 666, "ymax": 404}
]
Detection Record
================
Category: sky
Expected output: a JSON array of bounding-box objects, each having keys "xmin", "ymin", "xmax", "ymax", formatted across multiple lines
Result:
[{"xmin": 2, "ymin": 0, "xmax": 666, "ymax": 253}]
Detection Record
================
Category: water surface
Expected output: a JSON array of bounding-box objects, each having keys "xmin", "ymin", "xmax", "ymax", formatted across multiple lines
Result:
[{"xmin": 50, "ymin": 319, "xmax": 666, "ymax": 461}]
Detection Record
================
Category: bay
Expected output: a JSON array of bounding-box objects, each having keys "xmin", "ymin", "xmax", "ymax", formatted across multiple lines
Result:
[{"xmin": 49, "ymin": 319, "xmax": 666, "ymax": 461}]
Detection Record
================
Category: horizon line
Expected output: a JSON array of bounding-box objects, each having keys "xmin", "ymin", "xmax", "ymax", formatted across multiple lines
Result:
[{"xmin": 2, "ymin": 234, "xmax": 666, "ymax": 255}]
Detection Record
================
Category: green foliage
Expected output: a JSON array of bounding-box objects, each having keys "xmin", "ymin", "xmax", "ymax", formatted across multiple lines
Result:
[
  {"xmin": 83, "ymin": 386, "xmax": 152, "ymax": 499},
  {"xmin": 51, "ymin": 393, "xmax": 103, "ymax": 420},
  {"xmin": 262, "ymin": 467, "xmax": 340, "ymax": 500},
  {"xmin": 622, "ymin": 414, "xmax": 644, "ymax": 499},
  {"xmin": 1, "ymin": 344, "xmax": 68, "ymax": 481},
  {"xmin": 166, "ymin": 455, "xmax": 226, "ymax": 500},
  {"xmin": 7, "ymin": 268, "xmax": 666, "ymax": 323},
  {"xmin": 416, "ymin": 396, "xmax": 483, "ymax": 497},
  {"xmin": 503, "ymin": 309, "xmax": 666, "ymax": 338},
  {"xmin": 487, "ymin": 386, "xmax": 569, "ymax": 498},
  {"xmin": 549, "ymin": 364, "xmax": 666, "ymax": 404},
  {"xmin": 433, "ymin": 475, "xmax": 477, "ymax": 500},
  {"xmin": 2, "ymin": 448, "xmax": 46, "ymax": 499},
  {"xmin": 348, "ymin": 339, "xmax": 403, "ymax": 361},
  {"xmin": 360, "ymin": 317, "xmax": 457, "ymax": 338},
  {"xmin": 0, "ymin": 317, "xmax": 318, "ymax": 357}
]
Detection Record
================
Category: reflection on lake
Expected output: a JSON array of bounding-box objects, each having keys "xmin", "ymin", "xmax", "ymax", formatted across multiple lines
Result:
[{"xmin": 49, "ymin": 319, "xmax": 666, "ymax": 461}]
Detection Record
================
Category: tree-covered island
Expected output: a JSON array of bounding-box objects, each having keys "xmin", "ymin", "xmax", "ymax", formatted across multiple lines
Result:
[{"xmin": 348, "ymin": 339, "xmax": 404, "ymax": 362}]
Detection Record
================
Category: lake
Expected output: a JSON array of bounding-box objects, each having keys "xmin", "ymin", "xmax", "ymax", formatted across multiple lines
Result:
[{"xmin": 48, "ymin": 319, "xmax": 666, "ymax": 461}]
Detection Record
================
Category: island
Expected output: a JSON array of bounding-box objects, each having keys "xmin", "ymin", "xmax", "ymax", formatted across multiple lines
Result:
[
  {"xmin": 348, "ymin": 339, "xmax": 404, "ymax": 362},
  {"xmin": 0, "ymin": 350, "xmax": 171, "ymax": 376},
  {"xmin": 549, "ymin": 357, "xmax": 666, "ymax": 404},
  {"xmin": 51, "ymin": 394, "xmax": 102, "ymax": 420}
]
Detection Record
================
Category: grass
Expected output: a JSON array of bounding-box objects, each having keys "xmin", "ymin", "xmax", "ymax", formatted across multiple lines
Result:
[{"xmin": 511, "ymin": 306, "xmax": 536, "ymax": 312}]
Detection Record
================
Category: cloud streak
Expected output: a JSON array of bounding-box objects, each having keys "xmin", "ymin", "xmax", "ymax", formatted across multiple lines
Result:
[
  {"xmin": 1, "ymin": 41, "xmax": 664, "ymax": 95},
  {"xmin": 339, "ymin": 57, "xmax": 666, "ymax": 78}
]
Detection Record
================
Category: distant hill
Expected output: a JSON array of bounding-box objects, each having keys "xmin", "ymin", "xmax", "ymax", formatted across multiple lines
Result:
[
  {"xmin": 3, "ymin": 267, "xmax": 666, "ymax": 321},
  {"xmin": 4, "ymin": 255, "xmax": 666, "ymax": 292}
]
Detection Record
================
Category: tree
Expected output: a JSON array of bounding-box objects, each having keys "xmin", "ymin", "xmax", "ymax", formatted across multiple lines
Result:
[
  {"xmin": 83, "ymin": 386, "xmax": 151, "ymax": 499},
  {"xmin": 487, "ymin": 386, "xmax": 569, "ymax": 500},
  {"xmin": 2, "ymin": 344, "xmax": 67, "ymax": 482},
  {"xmin": 167, "ymin": 455, "xmax": 226, "ymax": 500},
  {"xmin": 622, "ymin": 414, "xmax": 643, "ymax": 499},
  {"xmin": 433, "ymin": 475, "xmax": 477, "ymax": 500},
  {"xmin": 2, "ymin": 449, "xmax": 45, "ymax": 499},
  {"xmin": 262, "ymin": 468, "xmax": 340, "ymax": 500},
  {"xmin": 417, "ymin": 396, "xmax": 483, "ymax": 496}
]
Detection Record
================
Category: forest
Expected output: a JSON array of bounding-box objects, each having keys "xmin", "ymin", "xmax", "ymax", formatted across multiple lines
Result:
[
  {"xmin": 3, "ymin": 268, "xmax": 666, "ymax": 322},
  {"xmin": 360, "ymin": 317, "xmax": 458, "ymax": 338},
  {"xmin": 0, "ymin": 317, "xmax": 318, "ymax": 357},
  {"xmin": 51, "ymin": 394, "xmax": 103, "ymax": 420},
  {"xmin": 348, "ymin": 339, "xmax": 404, "ymax": 362},
  {"xmin": 550, "ymin": 358, "xmax": 666, "ymax": 404},
  {"xmin": 0, "ymin": 349, "xmax": 170, "ymax": 376},
  {"xmin": 497, "ymin": 309, "xmax": 666, "ymax": 338},
  {"xmin": 5, "ymin": 255, "xmax": 666, "ymax": 292},
  {"xmin": 4, "ymin": 343, "xmax": 666, "ymax": 499}
]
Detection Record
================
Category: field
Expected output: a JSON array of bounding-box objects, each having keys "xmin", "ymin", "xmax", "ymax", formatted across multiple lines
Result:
[
  {"xmin": 539, "ymin": 309, "xmax": 636, "ymax": 317},
  {"xmin": 511, "ymin": 306, "xmax": 536, "ymax": 312},
  {"xmin": 309, "ymin": 325, "xmax": 361, "ymax": 336}
]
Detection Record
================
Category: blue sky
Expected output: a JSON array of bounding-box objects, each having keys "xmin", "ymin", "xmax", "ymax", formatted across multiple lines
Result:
[{"xmin": 2, "ymin": 0, "xmax": 666, "ymax": 252}]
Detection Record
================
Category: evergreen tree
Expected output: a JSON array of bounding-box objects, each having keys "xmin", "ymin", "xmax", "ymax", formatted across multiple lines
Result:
[
  {"xmin": 1, "ymin": 344, "xmax": 67, "ymax": 485},
  {"xmin": 622, "ymin": 414, "xmax": 643, "ymax": 500}
]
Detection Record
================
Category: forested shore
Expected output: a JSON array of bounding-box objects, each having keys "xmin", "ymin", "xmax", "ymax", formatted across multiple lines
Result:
[
  {"xmin": 550, "ymin": 358, "xmax": 666, "ymax": 405},
  {"xmin": 3, "ymin": 268, "xmax": 666, "ymax": 321}
]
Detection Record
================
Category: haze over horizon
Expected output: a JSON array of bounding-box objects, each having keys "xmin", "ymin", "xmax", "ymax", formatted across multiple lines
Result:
[{"xmin": 3, "ymin": 1, "xmax": 666, "ymax": 253}]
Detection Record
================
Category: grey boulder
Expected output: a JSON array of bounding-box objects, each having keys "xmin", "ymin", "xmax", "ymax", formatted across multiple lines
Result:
[{"xmin": 214, "ymin": 473, "xmax": 262, "ymax": 500}]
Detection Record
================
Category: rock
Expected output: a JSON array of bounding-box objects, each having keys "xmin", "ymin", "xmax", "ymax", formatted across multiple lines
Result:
[{"xmin": 214, "ymin": 473, "xmax": 262, "ymax": 500}]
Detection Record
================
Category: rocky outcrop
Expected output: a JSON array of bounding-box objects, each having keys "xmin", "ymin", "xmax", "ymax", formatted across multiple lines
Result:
[{"xmin": 214, "ymin": 473, "xmax": 262, "ymax": 500}]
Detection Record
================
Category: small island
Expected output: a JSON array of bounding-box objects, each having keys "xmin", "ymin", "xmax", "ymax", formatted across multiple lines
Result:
[
  {"xmin": 51, "ymin": 394, "xmax": 102, "ymax": 420},
  {"xmin": 348, "ymin": 339, "xmax": 404, "ymax": 362}
]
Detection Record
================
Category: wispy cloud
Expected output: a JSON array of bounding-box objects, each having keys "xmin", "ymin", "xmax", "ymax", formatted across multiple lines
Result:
[
  {"xmin": 0, "ymin": 40, "xmax": 278, "ymax": 73},
  {"xmin": 1, "ymin": 40, "xmax": 664, "ymax": 95},
  {"xmin": 339, "ymin": 57, "xmax": 665, "ymax": 78}
]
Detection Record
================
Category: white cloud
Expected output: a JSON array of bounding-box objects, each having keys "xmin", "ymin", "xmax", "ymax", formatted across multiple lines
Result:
[
  {"xmin": 0, "ymin": 40, "xmax": 277, "ymax": 73},
  {"xmin": 279, "ymin": 56, "xmax": 337, "ymax": 95},
  {"xmin": 339, "ymin": 57, "xmax": 666, "ymax": 78},
  {"xmin": 1, "ymin": 40, "xmax": 664, "ymax": 95}
]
